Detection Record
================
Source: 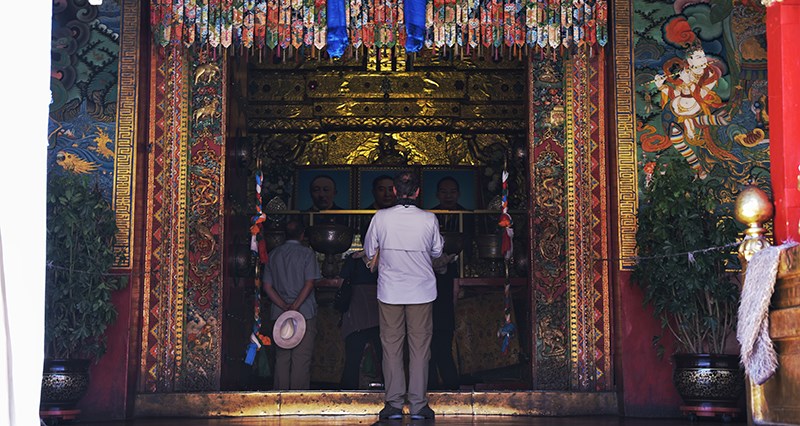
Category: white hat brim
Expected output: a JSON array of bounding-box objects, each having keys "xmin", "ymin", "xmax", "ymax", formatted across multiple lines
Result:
[{"xmin": 272, "ymin": 310, "xmax": 307, "ymax": 349}]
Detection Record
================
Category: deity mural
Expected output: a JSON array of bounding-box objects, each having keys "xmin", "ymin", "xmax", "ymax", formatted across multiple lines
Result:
[
  {"xmin": 634, "ymin": 0, "xmax": 770, "ymax": 197},
  {"xmin": 653, "ymin": 44, "xmax": 731, "ymax": 179}
]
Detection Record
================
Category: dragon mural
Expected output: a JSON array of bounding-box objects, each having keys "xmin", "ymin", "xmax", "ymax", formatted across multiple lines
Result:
[{"xmin": 49, "ymin": 0, "xmax": 120, "ymax": 199}]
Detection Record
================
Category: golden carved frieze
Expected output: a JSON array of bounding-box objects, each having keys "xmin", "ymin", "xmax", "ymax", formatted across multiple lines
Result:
[
  {"xmin": 249, "ymin": 70, "xmax": 525, "ymax": 103},
  {"xmin": 307, "ymin": 132, "xmax": 438, "ymax": 165},
  {"xmin": 307, "ymin": 72, "xmax": 467, "ymax": 99},
  {"xmin": 249, "ymin": 118, "xmax": 323, "ymax": 131},
  {"xmin": 440, "ymin": 134, "xmax": 478, "ymax": 165},
  {"xmin": 538, "ymin": 316, "xmax": 567, "ymax": 357},
  {"xmin": 412, "ymin": 53, "xmax": 527, "ymax": 71},
  {"xmin": 467, "ymin": 73, "xmax": 526, "ymax": 102},
  {"xmin": 254, "ymin": 131, "xmax": 511, "ymax": 166},
  {"xmin": 463, "ymin": 104, "xmax": 527, "ymax": 119},
  {"xmin": 247, "ymin": 104, "xmax": 312, "ymax": 119},
  {"xmin": 194, "ymin": 63, "xmax": 221, "ymax": 85},
  {"xmin": 247, "ymin": 74, "xmax": 307, "ymax": 102},
  {"xmin": 248, "ymin": 117, "xmax": 525, "ymax": 133},
  {"xmin": 312, "ymin": 100, "xmax": 463, "ymax": 118},
  {"xmin": 323, "ymin": 117, "xmax": 453, "ymax": 128},
  {"xmin": 324, "ymin": 132, "xmax": 379, "ymax": 164},
  {"xmin": 451, "ymin": 119, "xmax": 525, "ymax": 131}
]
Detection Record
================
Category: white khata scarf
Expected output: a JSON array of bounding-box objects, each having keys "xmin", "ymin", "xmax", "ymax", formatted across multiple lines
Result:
[{"xmin": 737, "ymin": 241, "xmax": 798, "ymax": 385}]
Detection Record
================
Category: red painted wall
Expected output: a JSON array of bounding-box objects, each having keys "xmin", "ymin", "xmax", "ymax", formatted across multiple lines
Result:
[
  {"xmin": 75, "ymin": 28, "xmax": 150, "ymax": 417},
  {"xmin": 615, "ymin": 272, "xmax": 682, "ymax": 417},
  {"xmin": 77, "ymin": 286, "xmax": 133, "ymax": 421}
]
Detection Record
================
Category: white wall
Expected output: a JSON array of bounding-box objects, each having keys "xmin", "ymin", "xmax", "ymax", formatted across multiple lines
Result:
[{"xmin": 0, "ymin": 2, "xmax": 52, "ymax": 425}]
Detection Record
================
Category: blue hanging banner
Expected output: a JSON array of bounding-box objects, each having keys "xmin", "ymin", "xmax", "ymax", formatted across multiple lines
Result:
[
  {"xmin": 327, "ymin": 0, "xmax": 348, "ymax": 57},
  {"xmin": 405, "ymin": 0, "xmax": 426, "ymax": 52}
]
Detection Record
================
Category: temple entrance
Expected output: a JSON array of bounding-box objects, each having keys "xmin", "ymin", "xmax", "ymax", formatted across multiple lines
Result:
[
  {"xmin": 221, "ymin": 48, "xmax": 532, "ymax": 391},
  {"xmin": 140, "ymin": 39, "xmax": 611, "ymax": 402}
]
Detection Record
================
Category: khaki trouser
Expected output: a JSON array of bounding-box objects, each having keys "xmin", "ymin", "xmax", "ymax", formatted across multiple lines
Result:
[
  {"xmin": 273, "ymin": 316, "xmax": 318, "ymax": 390},
  {"xmin": 378, "ymin": 301, "xmax": 433, "ymax": 414}
]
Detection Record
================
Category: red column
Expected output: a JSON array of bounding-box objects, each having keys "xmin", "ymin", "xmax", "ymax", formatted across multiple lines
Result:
[{"xmin": 768, "ymin": 0, "xmax": 800, "ymax": 242}]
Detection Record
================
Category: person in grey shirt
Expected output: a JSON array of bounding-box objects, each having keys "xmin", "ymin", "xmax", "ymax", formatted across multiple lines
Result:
[
  {"xmin": 364, "ymin": 171, "xmax": 443, "ymax": 420},
  {"xmin": 262, "ymin": 219, "xmax": 321, "ymax": 390}
]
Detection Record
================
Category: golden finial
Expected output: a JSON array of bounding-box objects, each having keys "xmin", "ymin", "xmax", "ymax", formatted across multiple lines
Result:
[{"xmin": 734, "ymin": 185, "xmax": 774, "ymax": 262}]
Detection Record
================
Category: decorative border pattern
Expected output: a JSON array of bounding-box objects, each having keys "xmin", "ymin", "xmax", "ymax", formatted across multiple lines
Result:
[
  {"xmin": 529, "ymin": 57, "xmax": 570, "ymax": 390},
  {"xmin": 140, "ymin": 41, "xmax": 161, "ymax": 392},
  {"xmin": 594, "ymin": 49, "xmax": 613, "ymax": 391},
  {"xmin": 134, "ymin": 35, "xmax": 611, "ymax": 395},
  {"xmin": 112, "ymin": 0, "xmax": 140, "ymax": 268},
  {"xmin": 565, "ymin": 47, "xmax": 612, "ymax": 392},
  {"xmin": 173, "ymin": 49, "xmax": 190, "ymax": 387},
  {"xmin": 565, "ymin": 56, "xmax": 580, "ymax": 389},
  {"xmin": 180, "ymin": 50, "xmax": 227, "ymax": 390},
  {"xmin": 141, "ymin": 45, "xmax": 190, "ymax": 392},
  {"xmin": 527, "ymin": 62, "xmax": 537, "ymax": 387},
  {"xmin": 613, "ymin": 0, "xmax": 639, "ymax": 270},
  {"xmin": 581, "ymin": 49, "xmax": 613, "ymax": 391}
]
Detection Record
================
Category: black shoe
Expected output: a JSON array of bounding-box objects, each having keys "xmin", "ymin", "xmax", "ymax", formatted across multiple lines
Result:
[
  {"xmin": 411, "ymin": 404, "xmax": 435, "ymax": 420},
  {"xmin": 379, "ymin": 403, "xmax": 403, "ymax": 420}
]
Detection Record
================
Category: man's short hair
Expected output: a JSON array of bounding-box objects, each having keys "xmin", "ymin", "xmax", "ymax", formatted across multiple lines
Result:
[
  {"xmin": 393, "ymin": 171, "xmax": 419, "ymax": 197},
  {"xmin": 372, "ymin": 174, "xmax": 394, "ymax": 190},
  {"xmin": 285, "ymin": 219, "xmax": 306, "ymax": 240},
  {"xmin": 437, "ymin": 176, "xmax": 460, "ymax": 192},
  {"xmin": 309, "ymin": 174, "xmax": 337, "ymax": 192}
]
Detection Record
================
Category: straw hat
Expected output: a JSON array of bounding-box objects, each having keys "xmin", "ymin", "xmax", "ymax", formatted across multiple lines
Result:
[{"xmin": 272, "ymin": 310, "xmax": 306, "ymax": 349}]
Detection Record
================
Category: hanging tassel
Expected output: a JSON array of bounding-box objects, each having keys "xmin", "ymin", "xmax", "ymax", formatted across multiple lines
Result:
[
  {"xmin": 405, "ymin": 0, "xmax": 426, "ymax": 52},
  {"xmin": 327, "ymin": 0, "xmax": 348, "ymax": 56}
]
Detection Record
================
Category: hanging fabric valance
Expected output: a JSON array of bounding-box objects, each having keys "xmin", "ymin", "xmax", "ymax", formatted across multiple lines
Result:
[{"xmin": 150, "ymin": 0, "xmax": 607, "ymax": 56}]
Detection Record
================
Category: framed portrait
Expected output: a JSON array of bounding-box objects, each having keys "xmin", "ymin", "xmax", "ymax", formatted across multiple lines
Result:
[
  {"xmin": 294, "ymin": 167, "xmax": 352, "ymax": 211},
  {"xmin": 421, "ymin": 167, "xmax": 478, "ymax": 210},
  {"xmin": 357, "ymin": 167, "xmax": 409, "ymax": 209}
]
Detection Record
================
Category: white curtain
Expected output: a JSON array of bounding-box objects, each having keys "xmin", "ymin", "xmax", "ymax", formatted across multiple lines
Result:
[{"xmin": 0, "ymin": 2, "xmax": 52, "ymax": 425}]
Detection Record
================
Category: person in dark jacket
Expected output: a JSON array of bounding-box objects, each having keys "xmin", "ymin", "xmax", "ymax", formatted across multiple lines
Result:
[{"xmin": 338, "ymin": 228, "xmax": 382, "ymax": 389}]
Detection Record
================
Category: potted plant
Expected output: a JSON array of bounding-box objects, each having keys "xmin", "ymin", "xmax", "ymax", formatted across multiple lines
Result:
[
  {"xmin": 41, "ymin": 173, "xmax": 127, "ymax": 414},
  {"xmin": 632, "ymin": 158, "xmax": 744, "ymax": 418}
]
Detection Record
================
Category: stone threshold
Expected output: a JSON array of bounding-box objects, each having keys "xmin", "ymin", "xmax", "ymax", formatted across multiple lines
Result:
[{"xmin": 135, "ymin": 391, "xmax": 618, "ymax": 417}]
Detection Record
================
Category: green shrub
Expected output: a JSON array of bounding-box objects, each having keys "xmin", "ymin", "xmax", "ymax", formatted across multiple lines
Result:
[
  {"xmin": 45, "ymin": 173, "xmax": 127, "ymax": 361},
  {"xmin": 632, "ymin": 158, "xmax": 741, "ymax": 356}
]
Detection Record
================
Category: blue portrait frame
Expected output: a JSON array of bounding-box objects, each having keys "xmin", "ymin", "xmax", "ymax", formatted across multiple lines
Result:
[
  {"xmin": 294, "ymin": 167, "xmax": 352, "ymax": 211},
  {"xmin": 357, "ymin": 167, "xmax": 408, "ymax": 209},
  {"xmin": 421, "ymin": 168, "xmax": 478, "ymax": 210}
]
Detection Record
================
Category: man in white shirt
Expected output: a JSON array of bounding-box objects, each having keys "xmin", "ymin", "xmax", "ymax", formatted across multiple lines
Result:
[{"xmin": 364, "ymin": 171, "xmax": 443, "ymax": 420}]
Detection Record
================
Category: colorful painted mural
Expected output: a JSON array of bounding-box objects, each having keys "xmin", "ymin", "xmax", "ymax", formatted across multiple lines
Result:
[
  {"xmin": 50, "ymin": 0, "xmax": 139, "ymax": 268},
  {"xmin": 633, "ymin": 0, "xmax": 770, "ymax": 200},
  {"xmin": 50, "ymin": 0, "xmax": 121, "ymax": 197}
]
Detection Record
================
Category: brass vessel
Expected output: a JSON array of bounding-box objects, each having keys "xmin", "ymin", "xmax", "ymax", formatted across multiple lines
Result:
[
  {"xmin": 307, "ymin": 223, "xmax": 354, "ymax": 278},
  {"xmin": 476, "ymin": 233, "xmax": 504, "ymax": 259}
]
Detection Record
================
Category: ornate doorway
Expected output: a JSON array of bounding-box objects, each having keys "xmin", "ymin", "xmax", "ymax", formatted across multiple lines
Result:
[
  {"xmin": 223, "ymin": 49, "xmax": 532, "ymax": 390},
  {"xmin": 139, "ymin": 38, "xmax": 612, "ymax": 401}
]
